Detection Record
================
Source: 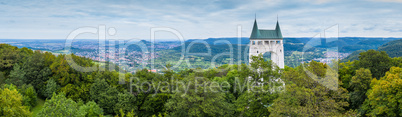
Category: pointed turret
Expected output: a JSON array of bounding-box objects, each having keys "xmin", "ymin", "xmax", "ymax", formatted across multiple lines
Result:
[
  {"xmin": 275, "ymin": 21, "xmax": 282, "ymax": 38},
  {"xmin": 250, "ymin": 19, "xmax": 261, "ymax": 39}
]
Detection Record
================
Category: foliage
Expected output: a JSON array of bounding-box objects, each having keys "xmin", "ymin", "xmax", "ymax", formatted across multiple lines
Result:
[
  {"xmin": 44, "ymin": 79, "xmax": 59, "ymax": 99},
  {"xmin": 357, "ymin": 49, "xmax": 391, "ymax": 79},
  {"xmin": 5, "ymin": 64, "xmax": 25, "ymax": 87},
  {"xmin": 115, "ymin": 109, "xmax": 136, "ymax": 117},
  {"xmin": 79, "ymin": 101, "xmax": 104, "ymax": 117},
  {"xmin": 249, "ymin": 54, "xmax": 281, "ymax": 82},
  {"xmin": 38, "ymin": 93, "xmax": 84, "ymax": 117},
  {"xmin": 339, "ymin": 61, "xmax": 356, "ymax": 89},
  {"xmin": 392, "ymin": 57, "xmax": 402, "ymax": 68},
  {"xmin": 364, "ymin": 67, "xmax": 402, "ymax": 116},
  {"xmin": 22, "ymin": 51, "xmax": 53, "ymax": 96},
  {"xmin": 90, "ymin": 79, "xmax": 119, "ymax": 115},
  {"xmin": 269, "ymin": 61, "xmax": 349, "ymax": 116},
  {"xmin": 0, "ymin": 44, "xmax": 20, "ymax": 70},
  {"xmin": 38, "ymin": 92, "xmax": 104, "ymax": 117},
  {"xmin": 1, "ymin": 44, "xmax": 402, "ymax": 116},
  {"xmin": 131, "ymin": 69, "xmax": 170, "ymax": 116},
  {"xmin": 378, "ymin": 39, "xmax": 402, "ymax": 58},
  {"xmin": 0, "ymin": 72, "xmax": 5, "ymax": 85},
  {"xmin": 235, "ymin": 91, "xmax": 278, "ymax": 117},
  {"xmin": 50, "ymin": 54, "xmax": 96, "ymax": 101},
  {"xmin": 234, "ymin": 54, "xmax": 282, "ymax": 116},
  {"xmin": 20, "ymin": 84, "xmax": 38, "ymax": 109},
  {"xmin": 349, "ymin": 68, "xmax": 372, "ymax": 110},
  {"xmin": 0, "ymin": 85, "xmax": 32, "ymax": 117},
  {"xmin": 340, "ymin": 50, "xmax": 365, "ymax": 63},
  {"xmin": 165, "ymin": 76, "xmax": 235, "ymax": 117},
  {"xmin": 114, "ymin": 92, "xmax": 137, "ymax": 115},
  {"xmin": 50, "ymin": 54, "xmax": 93, "ymax": 86}
]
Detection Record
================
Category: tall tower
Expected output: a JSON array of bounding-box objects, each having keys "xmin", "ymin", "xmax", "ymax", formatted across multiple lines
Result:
[{"xmin": 249, "ymin": 19, "xmax": 285, "ymax": 68}]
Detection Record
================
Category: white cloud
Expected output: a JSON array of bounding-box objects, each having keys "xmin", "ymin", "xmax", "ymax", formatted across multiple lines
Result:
[
  {"xmin": 371, "ymin": 0, "xmax": 402, "ymax": 3},
  {"xmin": 0, "ymin": 0, "xmax": 401, "ymax": 39}
]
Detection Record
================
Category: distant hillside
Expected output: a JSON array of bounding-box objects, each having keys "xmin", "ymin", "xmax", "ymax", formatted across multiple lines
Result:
[
  {"xmin": 340, "ymin": 50, "xmax": 366, "ymax": 62},
  {"xmin": 378, "ymin": 39, "xmax": 402, "ymax": 58},
  {"xmin": 158, "ymin": 37, "xmax": 401, "ymax": 69},
  {"xmin": 338, "ymin": 38, "xmax": 397, "ymax": 52},
  {"xmin": 341, "ymin": 39, "xmax": 402, "ymax": 62},
  {"xmin": 185, "ymin": 37, "xmax": 312, "ymax": 52},
  {"xmin": 155, "ymin": 42, "xmax": 249, "ymax": 69},
  {"xmin": 186, "ymin": 37, "xmax": 249, "ymax": 45}
]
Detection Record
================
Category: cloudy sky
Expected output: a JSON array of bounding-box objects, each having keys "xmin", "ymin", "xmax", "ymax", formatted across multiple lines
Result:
[{"xmin": 0, "ymin": 0, "xmax": 401, "ymax": 40}]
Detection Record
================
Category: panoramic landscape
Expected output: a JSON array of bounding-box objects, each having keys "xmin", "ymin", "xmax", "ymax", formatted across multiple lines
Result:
[{"xmin": 1, "ymin": 0, "xmax": 402, "ymax": 117}]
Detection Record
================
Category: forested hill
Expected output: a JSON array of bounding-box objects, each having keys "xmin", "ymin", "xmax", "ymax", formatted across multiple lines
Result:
[
  {"xmin": 341, "ymin": 39, "xmax": 402, "ymax": 62},
  {"xmin": 155, "ymin": 37, "xmax": 400, "ymax": 69},
  {"xmin": 1, "ymin": 43, "xmax": 402, "ymax": 116},
  {"xmin": 378, "ymin": 39, "xmax": 402, "ymax": 58},
  {"xmin": 184, "ymin": 37, "xmax": 399, "ymax": 52}
]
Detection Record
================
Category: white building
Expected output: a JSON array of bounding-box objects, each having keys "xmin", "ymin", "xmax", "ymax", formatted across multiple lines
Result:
[{"xmin": 249, "ymin": 19, "xmax": 285, "ymax": 68}]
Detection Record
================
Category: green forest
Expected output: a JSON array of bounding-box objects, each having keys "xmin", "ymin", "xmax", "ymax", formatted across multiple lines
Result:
[{"xmin": 1, "ymin": 43, "xmax": 402, "ymax": 117}]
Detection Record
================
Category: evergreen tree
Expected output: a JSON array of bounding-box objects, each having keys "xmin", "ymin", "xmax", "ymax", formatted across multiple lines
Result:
[
  {"xmin": 5, "ymin": 64, "xmax": 25, "ymax": 87},
  {"xmin": 44, "ymin": 79, "xmax": 59, "ymax": 99}
]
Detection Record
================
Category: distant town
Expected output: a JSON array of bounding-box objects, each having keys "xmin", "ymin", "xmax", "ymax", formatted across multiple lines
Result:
[{"xmin": 1, "ymin": 37, "xmax": 397, "ymax": 72}]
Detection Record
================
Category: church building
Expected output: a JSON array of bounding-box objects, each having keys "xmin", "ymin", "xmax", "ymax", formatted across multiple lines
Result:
[{"xmin": 249, "ymin": 19, "xmax": 285, "ymax": 68}]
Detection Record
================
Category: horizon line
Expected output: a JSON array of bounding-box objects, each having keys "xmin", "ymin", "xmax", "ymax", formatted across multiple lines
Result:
[{"xmin": 0, "ymin": 36, "xmax": 401, "ymax": 40}]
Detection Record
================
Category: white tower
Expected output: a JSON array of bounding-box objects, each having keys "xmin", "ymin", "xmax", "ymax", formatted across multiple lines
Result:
[{"xmin": 249, "ymin": 19, "xmax": 285, "ymax": 68}]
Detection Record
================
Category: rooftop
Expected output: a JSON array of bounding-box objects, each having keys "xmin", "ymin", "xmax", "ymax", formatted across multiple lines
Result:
[{"xmin": 250, "ymin": 19, "xmax": 283, "ymax": 39}]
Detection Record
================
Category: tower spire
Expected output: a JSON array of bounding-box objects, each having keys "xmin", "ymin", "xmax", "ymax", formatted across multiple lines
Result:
[
  {"xmin": 277, "ymin": 14, "xmax": 278, "ymax": 21},
  {"xmin": 250, "ymin": 16, "xmax": 260, "ymax": 39},
  {"xmin": 275, "ymin": 16, "xmax": 282, "ymax": 38}
]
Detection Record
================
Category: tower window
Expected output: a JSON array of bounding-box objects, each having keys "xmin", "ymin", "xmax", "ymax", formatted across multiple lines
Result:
[
  {"xmin": 257, "ymin": 51, "xmax": 258, "ymax": 53},
  {"xmin": 252, "ymin": 41, "xmax": 255, "ymax": 45}
]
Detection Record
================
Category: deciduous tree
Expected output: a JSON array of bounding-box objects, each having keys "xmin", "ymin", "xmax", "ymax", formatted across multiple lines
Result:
[
  {"xmin": 0, "ymin": 44, "xmax": 20, "ymax": 70},
  {"xmin": 38, "ymin": 93, "xmax": 84, "ymax": 117},
  {"xmin": 349, "ymin": 68, "xmax": 372, "ymax": 110},
  {"xmin": 357, "ymin": 50, "xmax": 391, "ymax": 79},
  {"xmin": 78, "ymin": 101, "xmax": 104, "ymax": 117},
  {"xmin": 0, "ymin": 85, "xmax": 31, "ymax": 117},
  {"xmin": 364, "ymin": 67, "xmax": 402, "ymax": 116},
  {"xmin": 165, "ymin": 76, "xmax": 234, "ymax": 117},
  {"xmin": 269, "ymin": 61, "xmax": 349, "ymax": 116},
  {"xmin": 90, "ymin": 79, "xmax": 119, "ymax": 115}
]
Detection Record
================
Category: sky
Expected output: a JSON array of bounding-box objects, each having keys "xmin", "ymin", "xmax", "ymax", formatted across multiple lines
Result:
[{"xmin": 0, "ymin": 0, "xmax": 402, "ymax": 40}]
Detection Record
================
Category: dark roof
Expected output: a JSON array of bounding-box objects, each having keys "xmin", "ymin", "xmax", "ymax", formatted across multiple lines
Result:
[{"xmin": 250, "ymin": 20, "xmax": 283, "ymax": 39}]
